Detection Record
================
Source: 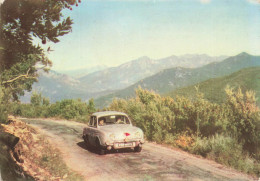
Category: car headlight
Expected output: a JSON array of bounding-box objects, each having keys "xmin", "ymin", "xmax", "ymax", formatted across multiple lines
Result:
[
  {"xmin": 109, "ymin": 133, "xmax": 115, "ymax": 140},
  {"xmin": 135, "ymin": 131, "xmax": 141, "ymax": 138}
]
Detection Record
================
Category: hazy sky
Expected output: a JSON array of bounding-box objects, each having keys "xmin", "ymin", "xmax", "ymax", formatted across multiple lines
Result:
[{"xmin": 41, "ymin": 0, "xmax": 260, "ymax": 70}]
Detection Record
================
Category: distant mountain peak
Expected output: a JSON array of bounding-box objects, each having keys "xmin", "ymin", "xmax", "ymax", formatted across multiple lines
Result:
[
  {"xmin": 119, "ymin": 56, "xmax": 153, "ymax": 68},
  {"xmin": 180, "ymin": 54, "xmax": 210, "ymax": 58},
  {"xmin": 238, "ymin": 52, "xmax": 250, "ymax": 56},
  {"xmin": 138, "ymin": 56, "xmax": 150, "ymax": 60}
]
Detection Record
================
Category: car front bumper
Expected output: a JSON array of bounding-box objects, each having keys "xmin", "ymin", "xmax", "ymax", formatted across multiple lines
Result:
[{"xmin": 105, "ymin": 139, "xmax": 144, "ymax": 150}]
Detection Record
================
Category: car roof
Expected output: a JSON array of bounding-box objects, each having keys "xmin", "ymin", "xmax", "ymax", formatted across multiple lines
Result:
[{"xmin": 91, "ymin": 111, "xmax": 127, "ymax": 117}]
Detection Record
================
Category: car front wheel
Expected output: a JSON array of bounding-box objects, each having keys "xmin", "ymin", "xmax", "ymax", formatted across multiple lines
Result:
[
  {"xmin": 96, "ymin": 138, "xmax": 106, "ymax": 155},
  {"xmin": 83, "ymin": 135, "xmax": 90, "ymax": 147},
  {"xmin": 134, "ymin": 145, "xmax": 142, "ymax": 152}
]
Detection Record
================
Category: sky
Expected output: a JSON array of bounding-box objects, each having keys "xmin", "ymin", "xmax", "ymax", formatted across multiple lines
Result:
[{"xmin": 38, "ymin": 0, "xmax": 260, "ymax": 70}]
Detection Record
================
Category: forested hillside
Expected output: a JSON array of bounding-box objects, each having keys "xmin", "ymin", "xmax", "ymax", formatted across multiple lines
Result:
[{"xmin": 168, "ymin": 67, "xmax": 260, "ymax": 106}]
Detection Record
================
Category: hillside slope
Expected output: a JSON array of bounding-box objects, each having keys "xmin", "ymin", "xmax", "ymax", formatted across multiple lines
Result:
[{"xmin": 167, "ymin": 67, "xmax": 260, "ymax": 105}]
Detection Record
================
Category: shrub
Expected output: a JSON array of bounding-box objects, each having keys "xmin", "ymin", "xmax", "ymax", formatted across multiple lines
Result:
[
  {"xmin": 174, "ymin": 132, "xmax": 195, "ymax": 150},
  {"xmin": 106, "ymin": 87, "xmax": 260, "ymax": 176},
  {"xmin": 10, "ymin": 94, "xmax": 96, "ymax": 122},
  {"xmin": 191, "ymin": 134, "xmax": 259, "ymax": 175},
  {"xmin": 224, "ymin": 86, "xmax": 260, "ymax": 155}
]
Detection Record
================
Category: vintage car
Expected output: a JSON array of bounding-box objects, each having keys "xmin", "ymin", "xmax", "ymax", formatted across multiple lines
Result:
[{"xmin": 82, "ymin": 111, "xmax": 145, "ymax": 155}]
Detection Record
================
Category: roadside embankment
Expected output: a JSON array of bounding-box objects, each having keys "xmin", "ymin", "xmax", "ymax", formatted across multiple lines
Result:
[
  {"xmin": 0, "ymin": 116, "xmax": 83, "ymax": 181},
  {"xmin": 0, "ymin": 129, "xmax": 33, "ymax": 181}
]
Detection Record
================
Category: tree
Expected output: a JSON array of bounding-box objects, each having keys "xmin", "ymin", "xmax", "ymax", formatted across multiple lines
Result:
[
  {"xmin": 87, "ymin": 98, "xmax": 96, "ymax": 114},
  {"xmin": 30, "ymin": 91, "xmax": 42, "ymax": 106},
  {"xmin": 0, "ymin": 0, "xmax": 81, "ymax": 122},
  {"xmin": 0, "ymin": 0, "xmax": 80, "ymax": 100}
]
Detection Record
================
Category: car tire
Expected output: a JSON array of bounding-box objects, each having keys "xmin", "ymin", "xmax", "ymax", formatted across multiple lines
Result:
[
  {"xmin": 99, "ymin": 149, "xmax": 106, "ymax": 155},
  {"xmin": 96, "ymin": 138, "xmax": 106, "ymax": 155},
  {"xmin": 83, "ymin": 135, "xmax": 90, "ymax": 147},
  {"xmin": 134, "ymin": 145, "xmax": 142, "ymax": 152}
]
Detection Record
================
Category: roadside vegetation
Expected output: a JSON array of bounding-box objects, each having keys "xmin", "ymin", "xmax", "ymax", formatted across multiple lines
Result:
[
  {"xmin": 10, "ymin": 92, "xmax": 96, "ymax": 122},
  {"xmin": 105, "ymin": 87, "xmax": 260, "ymax": 177}
]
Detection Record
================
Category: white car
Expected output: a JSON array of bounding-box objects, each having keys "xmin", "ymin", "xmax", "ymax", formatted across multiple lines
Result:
[{"xmin": 82, "ymin": 111, "xmax": 145, "ymax": 155}]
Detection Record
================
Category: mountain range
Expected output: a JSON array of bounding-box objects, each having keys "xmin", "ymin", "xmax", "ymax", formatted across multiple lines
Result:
[
  {"xmin": 79, "ymin": 54, "xmax": 227, "ymax": 92},
  {"xmin": 56, "ymin": 65, "xmax": 108, "ymax": 78},
  {"xmin": 20, "ymin": 70, "xmax": 113, "ymax": 103},
  {"xmin": 20, "ymin": 54, "xmax": 227, "ymax": 102},
  {"xmin": 94, "ymin": 52, "xmax": 260, "ymax": 108}
]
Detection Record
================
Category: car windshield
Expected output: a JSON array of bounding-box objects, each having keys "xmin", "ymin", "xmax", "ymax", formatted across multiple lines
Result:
[{"xmin": 98, "ymin": 115, "xmax": 130, "ymax": 126}]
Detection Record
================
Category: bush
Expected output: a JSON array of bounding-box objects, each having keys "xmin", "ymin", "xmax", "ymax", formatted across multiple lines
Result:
[
  {"xmin": 10, "ymin": 95, "xmax": 96, "ymax": 123},
  {"xmin": 191, "ymin": 134, "xmax": 259, "ymax": 175},
  {"xmin": 107, "ymin": 88, "xmax": 229, "ymax": 142},
  {"xmin": 224, "ymin": 86, "xmax": 260, "ymax": 155},
  {"xmin": 106, "ymin": 87, "xmax": 260, "ymax": 176},
  {"xmin": 174, "ymin": 132, "xmax": 195, "ymax": 150}
]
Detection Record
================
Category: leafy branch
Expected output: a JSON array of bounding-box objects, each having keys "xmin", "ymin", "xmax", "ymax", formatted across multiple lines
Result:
[{"xmin": 1, "ymin": 68, "xmax": 36, "ymax": 85}]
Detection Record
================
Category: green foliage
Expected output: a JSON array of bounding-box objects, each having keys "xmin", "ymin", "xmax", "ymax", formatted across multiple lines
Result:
[
  {"xmin": 42, "ymin": 97, "xmax": 50, "ymax": 106},
  {"xmin": 58, "ymin": 99, "xmax": 88, "ymax": 120},
  {"xmin": 87, "ymin": 98, "xmax": 96, "ymax": 114},
  {"xmin": 11, "ymin": 94, "xmax": 96, "ymax": 123},
  {"xmin": 0, "ymin": 0, "xmax": 80, "ymax": 124},
  {"xmin": 31, "ymin": 92, "xmax": 42, "ymax": 106},
  {"xmin": 0, "ymin": 0, "xmax": 79, "ymax": 99},
  {"xmin": 107, "ymin": 87, "xmax": 229, "ymax": 141},
  {"xmin": 106, "ymin": 87, "xmax": 260, "ymax": 176},
  {"xmin": 224, "ymin": 86, "xmax": 260, "ymax": 155},
  {"xmin": 191, "ymin": 134, "xmax": 259, "ymax": 175}
]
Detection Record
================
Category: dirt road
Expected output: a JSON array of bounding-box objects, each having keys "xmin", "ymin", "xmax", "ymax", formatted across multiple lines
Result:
[{"xmin": 22, "ymin": 118, "xmax": 256, "ymax": 181}]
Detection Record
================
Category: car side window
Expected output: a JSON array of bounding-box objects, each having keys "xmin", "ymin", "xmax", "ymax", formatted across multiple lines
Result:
[
  {"xmin": 125, "ymin": 116, "xmax": 130, "ymax": 124},
  {"xmin": 89, "ymin": 116, "xmax": 97, "ymax": 127},
  {"xmin": 89, "ymin": 117, "xmax": 93, "ymax": 126},
  {"xmin": 93, "ymin": 117, "xmax": 97, "ymax": 127}
]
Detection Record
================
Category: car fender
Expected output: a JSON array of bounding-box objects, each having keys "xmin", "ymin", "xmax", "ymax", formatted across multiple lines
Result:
[{"xmin": 94, "ymin": 135, "xmax": 107, "ymax": 148}]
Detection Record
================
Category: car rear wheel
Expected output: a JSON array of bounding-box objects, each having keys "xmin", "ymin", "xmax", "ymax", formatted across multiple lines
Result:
[{"xmin": 134, "ymin": 145, "xmax": 142, "ymax": 152}]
